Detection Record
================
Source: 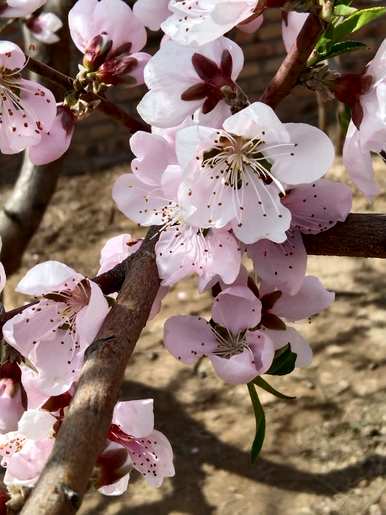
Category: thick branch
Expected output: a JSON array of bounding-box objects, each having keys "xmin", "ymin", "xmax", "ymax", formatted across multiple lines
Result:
[
  {"xmin": 21, "ymin": 228, "xmax": 160, "ymax": 515},
  {"xmin": 303, "ymin": 213, "xmax": 386, "ymax": 258},
  {"xmin": 260, "ymin": 14, "xmax": 325, "ymax": 107}
]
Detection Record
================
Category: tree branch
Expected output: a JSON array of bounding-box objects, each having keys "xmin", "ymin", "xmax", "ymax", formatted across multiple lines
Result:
[
  {"xmin": 260, "ymin": 14, "xmax": 325, "ymax": 107},
  {"xmin": 26, "ymin": 58, "xmax": 149, "ymax": 133},
  {"xmin": 20, "ymin": 228, "xmax": 160, "ymax": 515}
]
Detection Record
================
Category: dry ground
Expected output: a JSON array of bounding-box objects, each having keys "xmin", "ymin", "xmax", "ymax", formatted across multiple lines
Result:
[{"xmin": 2, "ymin": 159, "xmax": 386, "ymax": 515}]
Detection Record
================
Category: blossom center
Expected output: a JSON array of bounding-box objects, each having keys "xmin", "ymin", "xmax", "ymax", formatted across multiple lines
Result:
[
  {"xmin": 203, "ymin": 132, "xmax": 292, "ymax": 195},
  {"xmin": 211, "ymin": 324, "xmax": 248, "ymax": 359}
]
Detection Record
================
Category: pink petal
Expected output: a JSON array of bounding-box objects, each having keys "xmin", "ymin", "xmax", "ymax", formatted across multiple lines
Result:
[
  {"xmin": 112, "ymin": 173, "xmax": 170, "ymax": 226},
  {"xmin": 16, "ymin": 261, "xmax": 81, "ymax": 296},
  {"xmin": 98, "ymin": 471, "xmax": 131, "ymax": 496},
  {"xmin": 4, "ymin": 439, "xmax": 54, "ymax": 488},
  {"xmin": 273, "ymin": 123, "xmax": 335, "ymax": 185},
  {"xmin": 0, "ymin": 380, "xmax": 24, "ymax": 433},
  {"xmin": 0, "ymin": 262, "xmax": 6, "ymax": 293},
  {"xmin": 130, "ymin": 131, "xmax": 175, "ymax": 185},
  {"xmin": 343, "ymin": 121, "xmax": 380, "ymax": 199},
  {"xmin": 75, "ymin": 281, "xmax": 109, "ymax": 351},
  {"xmin": 69, "ymin": 0, "xmax": 146, "ymax": 55},
  {"xmin": 238, "ymin": 14, "xmax": 264, "ymax": 33},
  {"xmin": 3, "ymin": 301, "xmax": 63, "ymax": 358},
  {"xmin": 284, "ymin": 179, "xmax": 352, "ymax": 235},
  {"xmin": 198, "ymin": 229, "xmax": 241, "ymax": 291},
  {"xmin": 113, "ymin": 399, "xmax": 154, "ymax": 439},
  {"xmin": 129, "ymin": 429, "xmax": 174, "ymax": 487},
  {"xmin": 282, "ymin": 12, "xmax": 308, "ymax": 53},
  {"xmin": 0, "ymin": 41, "xmax": 25, "ymax": 69},
  {"xmin": 18, "ymin": 409, "xmax": 55, "ymax": 440},
  {"xmin": 264, "ymin": 327, "xmax": 313, "ymax": 367},
  {"xmin": 98, "ymin": 234, "xmax": 142, "ymax": 275},
  {"xmin": 212, "ymin": 286, "xmax": 262, "ymax": 334},
  {"xmin": 164, "ymin": 315, "xmax": 217, "ymax": 365},
  {"xmin": 133, "ymin": 0, "xmax": 170, "ymax": 31},
  {"xmin": 248, "ymin": 229, "xmax": 307, "ymax": 295},
  {"xmin": 29, "ymin": 106, "xmax": 75, "ymax": 166},
  {"xmin": 1, "ymin": 0, "xmax": 46, "ymax": 17},
  {"xmin": 230, "ymin": 182, "xmax": 291, "ymax": 245},
  {"xmin": 271, "ymin": 276, "xmax": 335, "ymax": 322},
  {"xmin": 148, "ymin": 286, "xmax": 169, "ymax": 321},
  {"xmin": 210, "ymin": 349, "xmax": 258, "ymax": 384},
  {"xmin": 28, "ymin": 330, "xmax": 82, "ymax": 397}
]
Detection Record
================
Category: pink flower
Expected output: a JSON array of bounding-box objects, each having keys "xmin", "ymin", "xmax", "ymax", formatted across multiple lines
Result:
[
  {"xmin": 230, "ymin": 269, "xmax": 334, "ymax": 366},
  {"xmin": 177, "ymin": 102, "xmax": 335, "ymax": 244},
  {"xmin": 0, "ymin": 363, "xmax": 24, "ymax": 434},
  {"xmin": 100, "ymin": 399, "xmax": 174, "ymax": 492},
  {"xmin": 281, "ymin": 12, "xmax": 308, "ymax": 52},
  {"xmin": 164, "ymin": 286, "xmax": 275, "ymax": 384},
  {"xmin": 248, "ymin": 179, "xmax": 352, "ymax": 294},
  {"xmin": 3, "ymin": 261, "xmax": 110, "ymax": 397},
  {"xmin": 0, "ymin": 409, "xmax": 56, "ymax": 488},
  {"xmin": 112, "ymin": 131, "xmax": 241, "ymax": 289},
  {"xmin": 137, "ymin": 37, "xmax": 244, "ymax": 128},
  {"xmin": 25, "ymin": 12, "xmax": 63, "ymax": 44},
  {"xmin": 69, "ymin": 0, "xmax": 150, "ymax": 86},
  {"xmin": 162, "ymin": 0, "xmax": 258, "ymax": 46},
  {"xmin": 342, "ymin": 40, "xmax": 386, "ymax": 198},
  {"xmin": 133, "ymin": 0, "xmax": 170, "ymax": 31},
  {"xmin": 98, "ymin": 234, "xmax": 142, "ymax": 276},
  {"xmin": 98, "ymin": 234, "xmax": 168, "ymax": 320},
  {"xmin": 0, "ymin": 0, "xmax": 46, "ymax": 18},
  {"xmin": 0, "ymin": 41, "xmax": 56, "ymax": 155},
  {"xmin": 29, "ymin": 105, "xmax": 75, "ymax": 165},
  {"xmin": 259, "ymin": 276, "xmax": 334, "ymax": 366}
]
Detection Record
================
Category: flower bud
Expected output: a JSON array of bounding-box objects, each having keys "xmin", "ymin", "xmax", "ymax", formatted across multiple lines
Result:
[
  {"xmin": 97, "ymin": 54, "xmax": 138, "ymax": 85},
  {"xmin": 83, "ymin": 33, "xmax": 113, "ymax": 71}
]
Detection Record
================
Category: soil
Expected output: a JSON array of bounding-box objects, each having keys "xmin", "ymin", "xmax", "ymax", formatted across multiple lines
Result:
[{"xmin": 1, "ymin": 159, "xmax": 386, "ymax": 515}]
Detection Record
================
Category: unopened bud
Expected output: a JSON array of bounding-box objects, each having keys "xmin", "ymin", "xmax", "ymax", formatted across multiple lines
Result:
[
  {"xmin": 97, "ymin": 55, "xmax": 138, "ymax": 85},
  {"xmin": 83, "ymin": 33, "xmax": 113, "ymax": 71}
]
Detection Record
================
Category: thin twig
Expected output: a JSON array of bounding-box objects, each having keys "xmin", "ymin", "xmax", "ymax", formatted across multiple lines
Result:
[
  {"xmin": 260, "ymin": 14, "xmax": 325, "ymax": 107},
  {"xmin": 26, "ymin": 57, "xmax": 149, "ymax": 133}
]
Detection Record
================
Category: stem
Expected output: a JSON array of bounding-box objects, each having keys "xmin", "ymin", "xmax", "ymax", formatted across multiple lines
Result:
[
  {"xmin": 260, "ymin": 14, "xmax": 325, "ymax": 108},
  {"xmin": 26, "ymin": 57, "xmax": 149, "ymax": 133}
]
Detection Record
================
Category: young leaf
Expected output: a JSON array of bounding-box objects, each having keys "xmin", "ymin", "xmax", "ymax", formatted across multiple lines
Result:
[
  {"xmin": 333, "ymin": 5, "xmax": 357, "ymax": 16},
  {"xmin": 254, "ymin": 376, "xmax": 296, "ymax": 400},
  {"xmin": 315, "ymin": 41, "xmax": 366, "ymax": 62},
  {"xmin": 247, "ymin": 382, "xmax": 266, "ymax": 463},
  {"xmin": 266, "ymin": 345, "xmax": 297, "ymax": 376},
  {"xmin": 332, "ymin": 7, "xmax": 386, "ymax": 41}
]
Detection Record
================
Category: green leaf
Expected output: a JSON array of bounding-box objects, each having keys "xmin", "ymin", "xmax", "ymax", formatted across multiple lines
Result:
[
  {"xmin": 254, "ymin": 376, "xmax": 296, "ymax": 400},
  {"xmin": 332, "ymin": 7, "xmax": 386, "ymax": 41},
  {"xmin": 315, "ymin": 40, "xmax": 367, "ymax": 62},
  {"xmin": 266, "ymin": 345, "xmax": 297, "ymax": 376},
  {"xmin": 247, "ymin": 383, "xmax": 266, "ymax": 463},
  {"xmin": 333, "ymin": 5, "xmax": 357, "ymax": 16}
]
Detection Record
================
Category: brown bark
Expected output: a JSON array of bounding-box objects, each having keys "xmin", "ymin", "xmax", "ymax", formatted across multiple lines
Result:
[
  {"xmin": 20, "ymin": 228, "xmax": 160, "ymax": 515},
  {"xmin": 260, "ymin": 14, "xmax": 325, "ymax": 108}
]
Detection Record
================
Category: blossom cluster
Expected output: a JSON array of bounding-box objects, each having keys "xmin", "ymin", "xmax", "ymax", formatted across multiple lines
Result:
[{"xmin": 0, "ymin": 0, "xmax": 385, "ymax": 508}]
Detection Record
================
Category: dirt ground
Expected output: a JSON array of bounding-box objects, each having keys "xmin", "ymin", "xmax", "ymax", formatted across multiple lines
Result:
[{"xmin": 2, "ymin": 159, "xmax": 386, "ymax": 515}]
